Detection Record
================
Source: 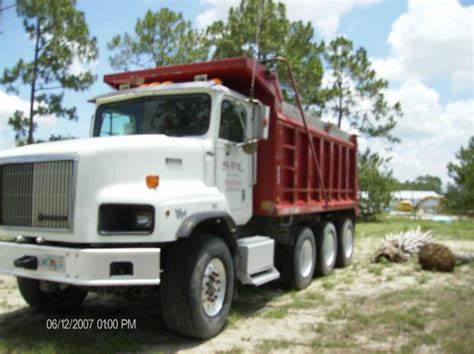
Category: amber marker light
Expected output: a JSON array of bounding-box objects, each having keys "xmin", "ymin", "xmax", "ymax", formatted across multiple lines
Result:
[{"xmin": 146, "ymin": 175, "xmax": 160, "ymax": 189}]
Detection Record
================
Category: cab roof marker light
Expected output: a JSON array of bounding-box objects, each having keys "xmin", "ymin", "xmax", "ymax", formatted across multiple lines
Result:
[{"xmin": 140, "ymin": 82, "xmax": 161, "ymax": 88}]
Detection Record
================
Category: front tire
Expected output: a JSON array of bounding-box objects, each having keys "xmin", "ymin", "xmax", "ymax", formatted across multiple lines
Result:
[
  {"xmin": 160, "ymin": 236, "xmax": 234, "ymax": 339},
  {"xmin": 17, "ymin": 277, "xmax": 87, "ymax": 312}
]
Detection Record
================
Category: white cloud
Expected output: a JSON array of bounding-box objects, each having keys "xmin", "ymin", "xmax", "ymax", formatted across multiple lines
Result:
[
  {"xmin": 196, "ymin": 0, "xmax": 235, "ymax": 29},
  {"xmin": 0, "ymin": 91, "xmax": 25, "ymax": 149},
  {"xmin": 378, "ymin": 80, "xmax": 474, "ymax": 182},
  {"xmin": 196, "ymin": 0, "xmax": 379, "ymax": 39},
  {"xmin": 283, "ymin": 0, "xmax": 379, "ymax": 39},
  {"xmin": 69, "ymin": 56, "xmax": 99, "ymax": 77},
  {"xmin": 369, "ymin": 0, "xmax": 474, "ymax": 183},
  {"xmin": 0, "ymin": 90, "xmax": 58, "ymax": 149},
  {"xmin": 373, "ymin": 0, "xmax": 474, "ymax": 90}
]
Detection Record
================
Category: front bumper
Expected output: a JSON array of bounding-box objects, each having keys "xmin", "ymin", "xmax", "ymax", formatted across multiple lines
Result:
[{"xmin": 0, "ymin": 241, "xmax": 160, "ymax": 286}]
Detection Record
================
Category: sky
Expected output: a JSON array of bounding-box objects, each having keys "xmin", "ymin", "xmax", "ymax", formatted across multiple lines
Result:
[{"xmin": 0, "ymin": 0, "xmax": 473, "ymax": 185}]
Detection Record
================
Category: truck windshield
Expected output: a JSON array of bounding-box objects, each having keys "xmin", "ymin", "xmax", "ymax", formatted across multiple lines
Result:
[{"xmin": 93, "ymin": 94, "xmax": 211, "ymax": 137}]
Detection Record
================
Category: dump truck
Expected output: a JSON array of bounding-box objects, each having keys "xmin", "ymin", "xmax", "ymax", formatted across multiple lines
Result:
[{"xmin": 0, "ymin": 57, "xmax": 358, "ymax": 338}]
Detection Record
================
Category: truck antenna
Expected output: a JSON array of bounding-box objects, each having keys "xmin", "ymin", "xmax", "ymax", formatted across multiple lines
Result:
[{"xmin": 249, "ymin": 0, "xmax": 264, "ymax": 100}]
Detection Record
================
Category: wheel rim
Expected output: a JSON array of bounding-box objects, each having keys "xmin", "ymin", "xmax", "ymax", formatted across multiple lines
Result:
[
  {"xmin": 201, "ymin": 258, "xmax": 227, "ymax": 317},
  {"xmin": 343, "ymin": 226, "xmax": 353, "ymax": 258},
  {"xmin": 299, "ymin": 238, "xmax": 314, "ymax": 278},
  {"xmin": 323, "ymin": 229, "xmax": 336, "ymax": 267}
]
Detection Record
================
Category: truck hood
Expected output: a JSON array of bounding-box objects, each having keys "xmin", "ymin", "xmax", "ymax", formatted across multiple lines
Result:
[
  {"xmin": 0, "ymin": 135, "xmax": 209, "ymax": 181},
  {"xmin": 0, "ymin": 135, "xmax": 221, "ymax": 243},
  {"xmin": 0, "ymin": 135, "xmax": 205, "ymax": 160},
  {"xmin": 0, "ymin": 134, "xmax": 226, "ymax": 246}
]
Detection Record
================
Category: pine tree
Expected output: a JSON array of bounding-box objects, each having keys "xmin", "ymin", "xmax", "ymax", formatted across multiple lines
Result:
[
  {"xmin": 108, "ymin": 8, "xmax": 209, "ymax": 70},
  {"xmin": 0, "ymin": 0, "xmax": 98, "ymax": 145},
  {"xmin": 322, "ymin": 37, "xmax": 402, "ymax": 142}
]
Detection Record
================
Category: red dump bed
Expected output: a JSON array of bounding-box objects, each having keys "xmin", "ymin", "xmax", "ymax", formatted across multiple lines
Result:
[{"xmin": 104, "ymin": 57, "xmax": 358, "ymax": 217}]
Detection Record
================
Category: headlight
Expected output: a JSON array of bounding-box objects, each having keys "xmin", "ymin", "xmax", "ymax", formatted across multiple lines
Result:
[
  {"xmin": 135, "ymin": 211, "xmax": 153, "ymax": 228},
  {"xmin": 99, "ymin": 204, "xmax": 155, "ymax": 235}
]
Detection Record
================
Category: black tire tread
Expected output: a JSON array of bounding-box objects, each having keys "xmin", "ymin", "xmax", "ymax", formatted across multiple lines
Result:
[
  {"xmin": 17, "ymin": 277, "xmax": 87, "ymax": 313},
  {"xmin": 336, "ymin": 219, "xmax": 354, "ymax": 268},
  {"xmin": 315, "ymin": 222, "xmax": 337, "ymax": 276},
  {"xmin": 276, "ymin": 226, "xmax": 315, "ymax": 290},
  {"xmin": 160, "ymin": 236, "xmax": 233, "ymax": 339},
  {"xmin": 276, "ymin": 244, "xmax": 294, "ymax": 288},
  {"xmin": 160, "ymin": 238, "xmax": 199, "ymax": 337}
]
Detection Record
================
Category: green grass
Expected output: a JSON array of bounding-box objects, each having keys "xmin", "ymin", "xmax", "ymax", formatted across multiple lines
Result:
[
  {"xmin": 263, "ymin": 308, "xmax": 287, "ymax": 319},
  {"xmin": 262, "ymin": 292, "xmax": 328, "ymax": 319},
  {"xmin": 216, "ymin": 348, "xmax": 244, "ymax": 354},
  {"xmin": 306, "ymin": 284, "xmax": 474, "ymax": 353},
  {"xmin": 228, "ymin": 284, "xmax": 285, "ymax": 324},
  {"xmin": 357, "ymin": 216, "xmax": 474, "ymax": 241},
  {"xmin": 368, "ymin": 263, "xmax": 386, "ymax": 276},
  {"xmin": 0, "ymin": 217, "xmax": 472, "ymax": 353},
  {"xmin": 0, "ymin": 327, "xmax": 143, "ymax": 354},
  {"xmin": 257, "ymin": 339, "xmax": 299, "ymax": 352}
]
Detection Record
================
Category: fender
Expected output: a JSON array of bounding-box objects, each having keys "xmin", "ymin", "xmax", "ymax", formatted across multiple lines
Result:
[{"xmin": 176, "ymin": 211, "xmax": 237, "ymax": 239}]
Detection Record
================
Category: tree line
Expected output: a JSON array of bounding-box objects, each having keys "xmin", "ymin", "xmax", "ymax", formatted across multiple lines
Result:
[
  {"xmin": 1, "ymin": 0, "xmax": 471, "ymax": 215},
  {"xmin": 359, "ymin": 139, "xmax": 474, "ymax": 217},
  {"xmin": 1, "ymin": 0, "xmax": 401, "ymax": 145}
]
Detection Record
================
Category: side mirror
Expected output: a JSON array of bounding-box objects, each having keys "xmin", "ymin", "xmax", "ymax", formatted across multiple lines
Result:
[
  {"xmin": 225, "ymin": 100, "xmax": 269, "ymax": 155},
  {"xmin": 252, "ymin": 103, "xmax": 270, "ymax": 140},
  {"xmin": 242, "ymin": 140, "xmax": 258, "ymax": 154},
  {"xmin": 225, "ymin": 139, "xmax": 258, "ymax": 155}
]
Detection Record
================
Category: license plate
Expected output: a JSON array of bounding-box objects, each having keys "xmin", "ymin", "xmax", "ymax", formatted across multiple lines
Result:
[{"xmin": 39, "ymin": 255, "xmax": 65, "ymax": 273}]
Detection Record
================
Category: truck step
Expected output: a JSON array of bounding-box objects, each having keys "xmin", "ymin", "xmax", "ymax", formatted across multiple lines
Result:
[
  {"xmin": 244, "ymin": 267, "xmax": 280, "ymax": 286},
  {"xmin": 236, "ymin": 236, "xmax": 280, "ymax": 286}
]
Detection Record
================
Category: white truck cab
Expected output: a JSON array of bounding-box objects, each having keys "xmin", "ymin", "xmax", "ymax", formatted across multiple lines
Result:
[{"xmin": 0, "ymin": 80, "xmax": 277, "ymax": 338}]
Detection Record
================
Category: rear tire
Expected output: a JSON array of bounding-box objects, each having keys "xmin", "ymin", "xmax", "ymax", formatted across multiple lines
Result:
[
  {"xmin": 160, "ymin": 236, "xmax": 234, "ymax": 339},
  {"xmin": 315, "ymin": 222, "xmax": 337, "ymax": 276},
  {"xmin": 336, "ymin": 219, "xmax": 354, "ymax": 267},
  {"xmin": 277, "ymin": 226, "xmax": 316, "ymax": 290},
  {"xmin": 17, "ymin": 277, "xmax": 87, "ymax": 312}
]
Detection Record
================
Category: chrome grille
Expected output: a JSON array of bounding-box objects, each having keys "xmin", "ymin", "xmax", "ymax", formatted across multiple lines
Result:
[{"xmin": 0, "ymin": 160, "xmax": 74, "ymax": 230}]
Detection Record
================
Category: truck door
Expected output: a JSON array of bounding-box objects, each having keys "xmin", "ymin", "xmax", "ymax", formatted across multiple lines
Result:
[{"xmin": 216, "ymin": 98, "xmax": 253, "ymax": 225}]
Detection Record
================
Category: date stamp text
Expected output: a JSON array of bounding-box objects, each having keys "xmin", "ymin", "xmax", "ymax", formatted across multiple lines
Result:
[{"xmin": 46, "ymin": 318, "xmax": 137, "ymax": 330}]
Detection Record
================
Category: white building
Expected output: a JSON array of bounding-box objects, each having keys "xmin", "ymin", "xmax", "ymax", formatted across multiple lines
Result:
[{"xmin": 391, "ymin": 190, "xmax": 442, "ymax": 213}]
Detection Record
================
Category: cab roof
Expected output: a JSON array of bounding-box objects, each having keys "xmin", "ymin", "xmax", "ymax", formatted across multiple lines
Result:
[
  {"xmin": 103, "ymin": 57, "xmax": 283, "ymax": 107},
  {"xmin": 88, "ymin": 80, "xmax": 237, "ymax": 104}
]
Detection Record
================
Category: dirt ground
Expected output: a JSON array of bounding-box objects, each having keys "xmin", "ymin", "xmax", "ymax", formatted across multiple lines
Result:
[{"xmin": 0, "ymin": 220, "xmax": 473, "ymax": 353}]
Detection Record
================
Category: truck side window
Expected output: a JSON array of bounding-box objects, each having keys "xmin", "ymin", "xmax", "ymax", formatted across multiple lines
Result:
[
  {"xmin": 219, "ymin": 100, "xmax": 246, "ymax": 143},
  {"xmin": 99, "ymin": 111, "xmax": 137, "ymax": 136}
]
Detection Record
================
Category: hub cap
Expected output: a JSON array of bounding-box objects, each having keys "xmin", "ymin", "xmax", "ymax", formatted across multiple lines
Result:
[
  {"xmin": 299, "ymin": 238, "xmax": 314, "ymax": 277},
  {"xmin": 344, "ymin": 227, "xmax": 353, "ymax": 258},
  {"xmin": 323, "ymin": 229, "xmax": 336, "ymax": 267},
  {"xmin": 201, "ymin": 258, "xmax": 227, "ymax": 317}
]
